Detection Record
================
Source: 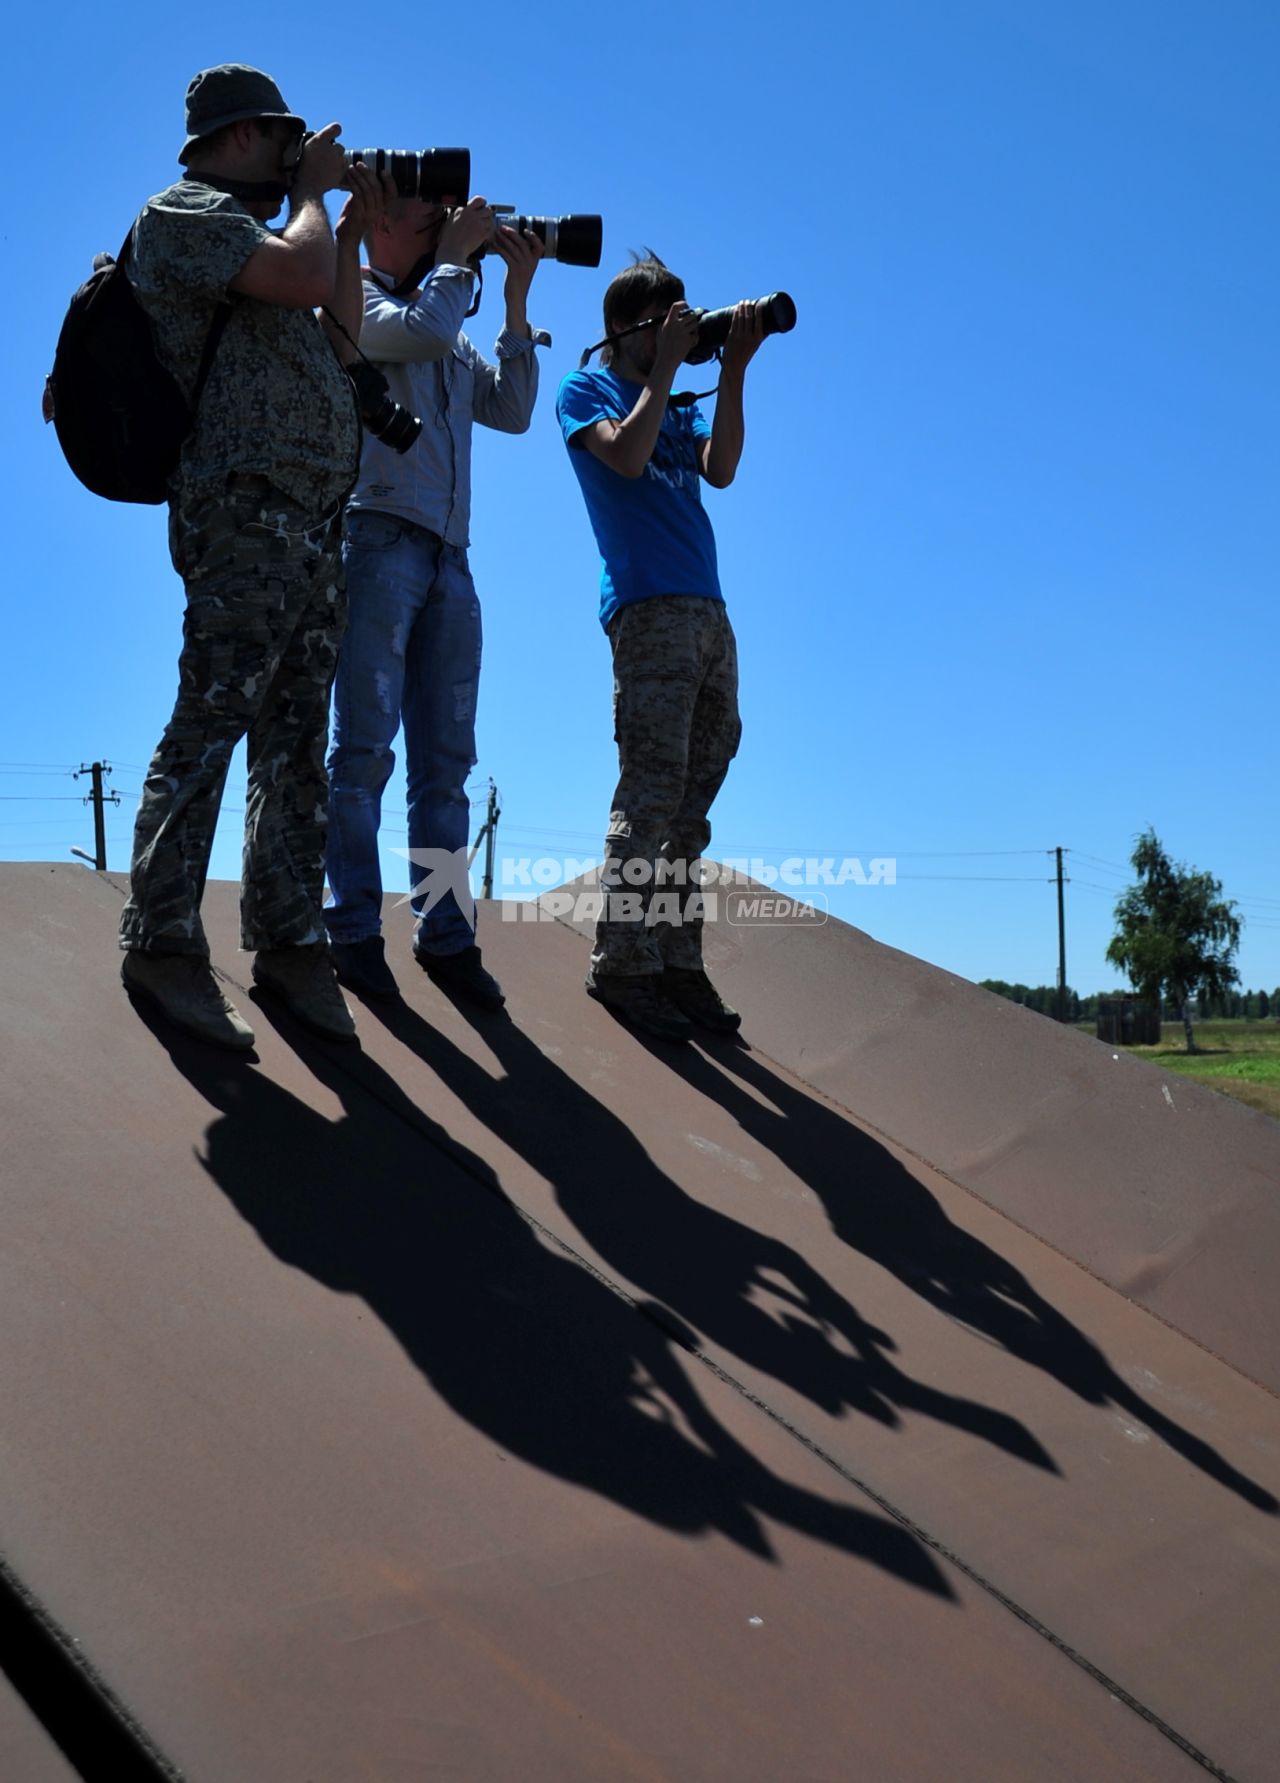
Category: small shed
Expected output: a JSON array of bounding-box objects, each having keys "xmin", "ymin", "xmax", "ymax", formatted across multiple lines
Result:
[{"xmin": 1096, "ymin": 997, "xmax": 1161, "ymax": 1045}]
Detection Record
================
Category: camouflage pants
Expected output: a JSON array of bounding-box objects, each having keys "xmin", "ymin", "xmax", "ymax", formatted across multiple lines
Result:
[
  {"xmin": 592, "ymin": 595, "xmax": 741, "ymax": 978},
  {"xmin": 119, "ymin": 478, "xmax": 346, "ymax": 956}
]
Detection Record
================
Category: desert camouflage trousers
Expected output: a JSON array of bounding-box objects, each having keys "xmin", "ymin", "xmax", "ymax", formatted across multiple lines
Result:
[
  {"xmin": 592, "ymin": 595, "xmax": 742, "ymax": 978},
  {"xmin": 120, "ymin": 478, "xmax": 346, "ymax": 956}
]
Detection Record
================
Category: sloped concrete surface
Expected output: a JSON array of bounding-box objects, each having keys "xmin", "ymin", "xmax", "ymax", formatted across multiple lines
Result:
[
  {"xmin": 1, "ymin": 862, "xmax": 1278, "ymax": 1780},
  {"xmin": 0, "ymin": 1674, "xmax": 79, "ymax": 1783},
  {"xmin": 544, "ymin": 868, "xmax": 1280, "ymax": 1394}
]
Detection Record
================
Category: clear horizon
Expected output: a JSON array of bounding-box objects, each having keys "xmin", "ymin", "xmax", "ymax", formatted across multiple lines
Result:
[{"xmin": 7, "ymin": 0, "xmax": 1277, "ymax": 992}]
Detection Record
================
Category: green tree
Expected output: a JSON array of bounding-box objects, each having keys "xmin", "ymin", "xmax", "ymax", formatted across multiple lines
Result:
[{"xmin": 1106, "ymin": 829, "xmax": 1241, "ymax": 1053}]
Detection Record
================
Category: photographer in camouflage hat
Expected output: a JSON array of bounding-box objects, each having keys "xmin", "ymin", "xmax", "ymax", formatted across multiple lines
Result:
[{"xmin": 119, "ymin": 64, "xmax": 383, "ymax": 1048}]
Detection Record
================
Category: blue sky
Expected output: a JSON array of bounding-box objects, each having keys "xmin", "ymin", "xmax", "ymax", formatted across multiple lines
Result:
[{"xmin": 5, "ymin": 0, "xmax": 1278, "ymax": 992}]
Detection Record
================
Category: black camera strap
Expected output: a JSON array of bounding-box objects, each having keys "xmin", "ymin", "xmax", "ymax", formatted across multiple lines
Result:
[
  {"xmin": 386, "ymin": 252, "xmax": 434, "ymax": 299},
  {"xmin": 371, "ymin": 254, "xmax": 482, "ymax": 318},
  {"xmin": 576, "ymin": 315, "xmax": 654, "ymax": 369},
  {"xmin": 321, "ymin": 307, "xmax": 373, "ymax": 371},
  {"xmin": 188, "ymin": 171, "xmax": 291, "ymax": 207},
  {"xmin": 193, "ymin": 300, "xmax": 233, "ymax": 411},
  {"xmin": 668, "ymin": 363, "xmax": 721, "ymax": 409},
  {"xmin": 576, "ymin": 316, "xmax": 721, "ymax": 404},
  {"xmin": 115, "ymin": 229, "xmax": 232, "ymax": 414}
]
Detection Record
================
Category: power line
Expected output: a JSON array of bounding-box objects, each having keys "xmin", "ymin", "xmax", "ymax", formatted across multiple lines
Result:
[
  {"xmin": 894, "ymin": 849, "xmax": 1050, "ymax": 860},
  {"xmin": 0, "ymin": 817, "xmax": 132, "ymax": 828},
  {"xmin": 1069, "ymin": 850, "xmax": 1132, "ymax": 873}
]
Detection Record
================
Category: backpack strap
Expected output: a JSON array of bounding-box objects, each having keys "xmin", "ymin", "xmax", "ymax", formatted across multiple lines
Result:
[
  {"xmin": 118, "ymin": 221, "xmax": 231, "ymax": 415},
  {"xmin": 191, "ymin": 301, "xmax": 231, "ymax": 411}
]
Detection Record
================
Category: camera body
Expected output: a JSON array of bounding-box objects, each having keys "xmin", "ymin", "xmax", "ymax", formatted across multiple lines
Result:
[
  {"xmin": 685, "ymin": 291, "xmax": 797, "ymax": 364},
  {"xmin": 346, "ymin": 361, "xmax": 421, "ymax": 454},
  {"xmin": 344, "ymin": 147, "xmax": 471, "ymax": 204}
]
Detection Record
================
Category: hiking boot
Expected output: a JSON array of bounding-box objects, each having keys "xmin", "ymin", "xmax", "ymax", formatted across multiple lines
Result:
[
  {"xmin": 122, "ymin": 951, "xmax": 255, "ymax": 1051},
  {"xmin": 331, "ymin": 935, "xmax": 401, "ymax": 1002},
  {"xmin": 585, "ymin": 972, "xmax": 691, "ymax": 1043},
  {"xmin": 662, "ymin": 967, "xmax": 742, "ymax": 1034},
  {"xmin": 413, "ymin": 941, "xmax": 505, "ymax": 1011},
  {"xmin": 253, "ymin": 943, "xmax": 357, "ymax": 1042}
]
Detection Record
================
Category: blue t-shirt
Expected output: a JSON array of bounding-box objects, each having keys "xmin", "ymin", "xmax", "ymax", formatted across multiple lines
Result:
[{"xmin": 557, "ymin": 367, "xmax": 722, "ymax": 628}]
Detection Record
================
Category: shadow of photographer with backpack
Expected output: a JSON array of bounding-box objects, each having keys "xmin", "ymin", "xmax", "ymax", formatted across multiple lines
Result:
[{"xmin": 84, "ymin": 65, "xmax": 384, "ymax": 1049}]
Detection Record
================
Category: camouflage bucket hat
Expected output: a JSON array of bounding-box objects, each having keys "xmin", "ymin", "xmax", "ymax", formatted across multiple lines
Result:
[{"xmin": 179, "ymin": 64, "xmax": 304, "ymax": 164}]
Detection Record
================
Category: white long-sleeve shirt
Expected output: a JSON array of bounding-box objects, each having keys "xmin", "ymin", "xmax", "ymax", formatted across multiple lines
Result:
[{"xmin": 348, "ymin": 261, "xmax": 545, "ymax": 547}]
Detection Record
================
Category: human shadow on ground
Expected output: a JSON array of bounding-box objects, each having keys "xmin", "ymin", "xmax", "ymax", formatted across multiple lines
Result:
[
  {"xmin": 363, "ymin": 996, "xmax": 1056, "ymax": 1478},
  {"xmin": 137, "ymin": 995, "xmax": 952, "ymax": 1597},
  {"xmin": 662, "ymin": 1035, "xmax": 1279, "ymax": 1516}
]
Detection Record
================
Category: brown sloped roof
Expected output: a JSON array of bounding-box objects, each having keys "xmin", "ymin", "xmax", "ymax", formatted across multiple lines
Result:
[
  {"xmin": 546, "ymin": 866, "xmax": 1280, "ymax": 1392},
  {"xmin": 0, "ymin": 1668, "xmax": 80, "ymax": 1782},
  {"xmin": 1, "ymin": 860, "xmax": 1277, "ymax": 1780}
]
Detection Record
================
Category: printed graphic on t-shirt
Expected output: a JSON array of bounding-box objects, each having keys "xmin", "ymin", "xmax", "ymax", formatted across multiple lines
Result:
[{"xmin": 646, "ymin": 418, "xmax": 700, "ymax": 495}]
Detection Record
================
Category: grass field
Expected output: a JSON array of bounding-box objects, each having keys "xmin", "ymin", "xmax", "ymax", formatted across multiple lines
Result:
[{"xmin": 1076, "ymin": 1019, "xmax": 1280, "ymax": 1121}]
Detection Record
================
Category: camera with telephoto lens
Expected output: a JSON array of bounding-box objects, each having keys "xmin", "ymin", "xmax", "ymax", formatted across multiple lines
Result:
[
  {"xmin": 480, "ymin": 207, "xmax": 602, "ymax": 267},
  {"xmin": 344, "ymin": 147, "xmax": 471, "ymax": 202},
  {"xmin": 684, "ymin": 291, "xmax": 797, "ymax": 364},
  {"xmin": 346, "ymin": 361, "xmax": 421, "ymax": 454}
]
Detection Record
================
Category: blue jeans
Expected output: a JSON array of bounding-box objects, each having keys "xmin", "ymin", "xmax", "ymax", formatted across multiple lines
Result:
[{"xmin": 325, "ymin": 510, "xmax": 481, "ymax": 954}]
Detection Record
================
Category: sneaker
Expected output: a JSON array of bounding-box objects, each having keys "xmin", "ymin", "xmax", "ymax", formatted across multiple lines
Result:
[
  {"xmin": 331, "ymin": 935, "xmax": 400, "ymax": 1002},
  {"xmin": 661, "ymin": 967, "xmax": 742, "ymax": 1034},
  {"xmin": 253, "ymin": 943, "xmax": 357, "ymax": 1042},
  {"xmin": 585, "ymin": 972, "xmax": 691, "ymax": 1043},
  {"xmin": 413, "ymin": 941, "xmax": 505, "ymax": 1011},
  {"xmin": 122, "ymin": 951, "xmax": 255, "ymax": 1051}
]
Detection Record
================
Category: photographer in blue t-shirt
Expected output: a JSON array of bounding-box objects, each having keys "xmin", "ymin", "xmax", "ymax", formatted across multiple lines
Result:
[{"xmin": 557, "ymin": 255, "xmax": 763, "ymax": 1042}]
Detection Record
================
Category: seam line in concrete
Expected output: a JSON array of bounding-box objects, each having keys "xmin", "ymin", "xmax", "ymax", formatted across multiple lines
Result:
[
  {"xmin": 73, "ymin": 881, "xmax": 1246, "ymax": 1779},
  {"xmin": 301, "ymin": 1014, "xmax": 1239, "ymax": 1783},
  {"xmin": 750, "ymin": 1039, "xmax": 1280, "ymax": 1410}
]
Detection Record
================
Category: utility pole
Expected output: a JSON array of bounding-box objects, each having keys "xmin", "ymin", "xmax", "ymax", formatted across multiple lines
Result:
[
  {"xmin": 1055, "ymin": 845, "xmax": 1068, "ymax": 1021},
  {"xmin": 467, "ymin": 780, "xmax": 501, "ymax": 901},
  {"xmin": 482, "ymin": 782, "xmax": 500, "ymax": 902},
  {"xmin": 74, "ymin": 761, "xmax": 120, "ymax": 871}
]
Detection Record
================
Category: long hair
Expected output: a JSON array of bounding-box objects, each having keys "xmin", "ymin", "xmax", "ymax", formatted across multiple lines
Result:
[{"xmin": 600, "ymin": 251, "xmax": 684, "ymax": 366}]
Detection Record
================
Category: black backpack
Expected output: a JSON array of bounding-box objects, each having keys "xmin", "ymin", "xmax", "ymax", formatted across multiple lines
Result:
[{"xmin": 45, "ymin": 229, "xmax": 230, "ymax": 505}]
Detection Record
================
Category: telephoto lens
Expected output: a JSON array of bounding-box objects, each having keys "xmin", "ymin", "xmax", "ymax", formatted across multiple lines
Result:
[
  {"xmin": 490, "ymin": 211, "xmax": 602, "ymax": 267},
  {"xmin": 346, "ymin": 362, "xmax": 422, "ymax": 455},
  {"xmin": 344, "ymin": 147, "xmax": 471, "ymax": 204},
  {"xmin": 685, "ymin": 291, "xmax": 797, "ymax": 365}
]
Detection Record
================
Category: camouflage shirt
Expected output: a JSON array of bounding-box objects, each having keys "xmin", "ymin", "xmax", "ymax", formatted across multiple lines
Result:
[{"xmin": 128, "ymin": 180, "xmax": 360, "ymax": 514}]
